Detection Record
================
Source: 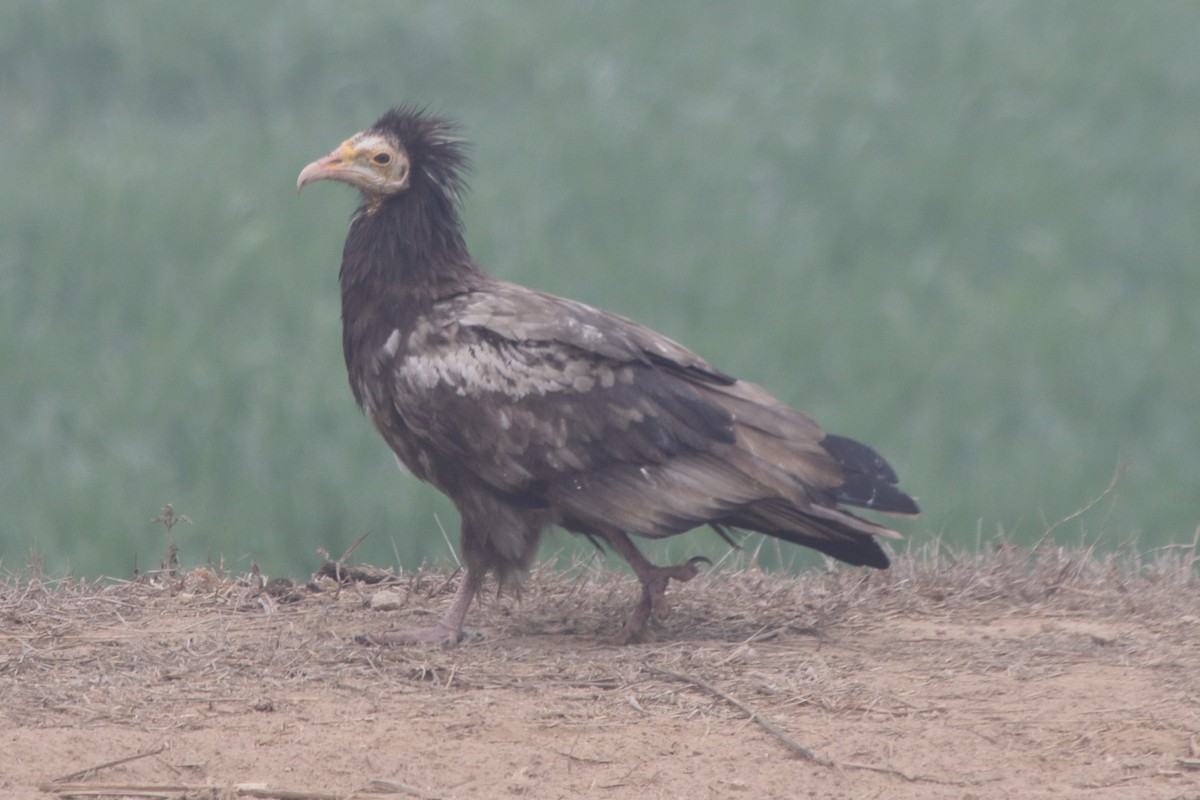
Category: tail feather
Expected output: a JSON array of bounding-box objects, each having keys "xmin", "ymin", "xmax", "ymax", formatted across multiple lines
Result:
[
  {"xmin": 768, "ymin": 522, "xmax": 890, "ymax": 568},
  {"xmin": 726, "ymin": 499, "xmax": 893, "ymax": 569}
]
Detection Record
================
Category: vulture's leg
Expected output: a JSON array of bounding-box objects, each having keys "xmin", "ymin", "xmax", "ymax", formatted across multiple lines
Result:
[
  {"xmin": 365, "ymin": 568, "xmax": 484, "ymax": 646},
  {"xmin": 601, "ymin": 530, "xmax": 708, "ymax": 644}
]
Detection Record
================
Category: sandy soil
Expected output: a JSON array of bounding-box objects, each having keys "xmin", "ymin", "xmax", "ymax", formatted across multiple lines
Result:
[{"xmin": 3, "ymin": 547, "xmax": 1199, "ymax": 799}]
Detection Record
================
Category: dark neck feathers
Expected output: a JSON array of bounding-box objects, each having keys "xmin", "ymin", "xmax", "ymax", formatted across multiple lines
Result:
[{"xmin": 338, "ymin": 169, "xmax": 486, "ymax": 403}]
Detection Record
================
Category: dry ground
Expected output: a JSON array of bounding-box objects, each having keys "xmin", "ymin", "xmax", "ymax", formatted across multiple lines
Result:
[{"xmin": 3, "ymin": 545, "xmax": 1199, "ymax": 800}]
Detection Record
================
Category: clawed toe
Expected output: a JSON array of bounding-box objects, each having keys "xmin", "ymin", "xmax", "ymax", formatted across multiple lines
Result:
[
  {"xmin": 618, "ymin": 554, "xmax": 711, "ymax": 644},
  {"xmin": 597, "ymin": 529, "xmax": 715, "ymax": 644}
]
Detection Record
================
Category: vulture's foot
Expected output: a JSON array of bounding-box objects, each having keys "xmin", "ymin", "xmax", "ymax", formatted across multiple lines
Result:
[
  {"xmin": 611, "ymin": 555, "xmax": 711, "ymax": 645},
  {"xmin": 358, "ymin": 568, "xmax": 482, "ymax": 648}
]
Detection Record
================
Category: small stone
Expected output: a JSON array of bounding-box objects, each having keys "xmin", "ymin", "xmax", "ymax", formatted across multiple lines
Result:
[{"xmin": 370, "ymin": 590, "xmax": 405, "ymax": 611}]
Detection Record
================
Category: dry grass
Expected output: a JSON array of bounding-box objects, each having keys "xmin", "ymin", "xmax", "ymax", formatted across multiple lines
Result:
[{"xmin": 3, "ymin": 541, "xmax": 1199, "ymax": 799}]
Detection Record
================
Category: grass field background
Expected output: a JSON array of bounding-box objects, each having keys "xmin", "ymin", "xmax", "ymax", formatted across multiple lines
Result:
[{"xmin": 3, "ymin": 1, "xmax": 1198, "ymax": 577}]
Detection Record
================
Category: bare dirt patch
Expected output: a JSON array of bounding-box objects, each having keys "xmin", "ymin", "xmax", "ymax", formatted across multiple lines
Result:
[{"xmin": 3, "ymin": 546, "xmax": 1199, "ymax": 799}]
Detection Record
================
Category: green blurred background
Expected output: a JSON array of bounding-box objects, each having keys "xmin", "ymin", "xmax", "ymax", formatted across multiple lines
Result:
[{"xmin": 3, "ymin": 1, "xmax": 1198, "ymax": 578}]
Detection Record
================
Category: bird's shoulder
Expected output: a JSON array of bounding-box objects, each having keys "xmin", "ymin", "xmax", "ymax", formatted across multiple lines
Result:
[
  {"xmin": 384, "ymin": 280, "xmax": 732, "ymax": 409},
  {"xmin": 431, "ymin": 279, "xmax": 734, "ymax": 384}
]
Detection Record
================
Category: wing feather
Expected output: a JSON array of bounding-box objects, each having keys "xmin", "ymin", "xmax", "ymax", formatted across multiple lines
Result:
[
  {"xmin": 373, "ymin": 280, "xmax": 903, "ymax": 560},
  {"xmin": 454, "ymin": 281, "xmax": 735, "ymax": 385}
]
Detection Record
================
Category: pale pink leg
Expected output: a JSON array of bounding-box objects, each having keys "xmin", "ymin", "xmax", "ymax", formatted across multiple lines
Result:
[
  {"xmin": 602, "ymin": 530, "xmax": 708, "ymax": 645},
  {"xmin": 366, "ymin": 569, "xmax": 483, "ymax": 646}
]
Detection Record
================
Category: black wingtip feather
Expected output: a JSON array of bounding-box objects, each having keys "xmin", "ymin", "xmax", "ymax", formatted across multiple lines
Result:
[{"xmin": 821, "ymin": 433, "xmax": 920, "ymax": 515}]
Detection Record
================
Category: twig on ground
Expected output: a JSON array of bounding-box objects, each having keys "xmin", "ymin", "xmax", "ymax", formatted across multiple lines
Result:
[
  {"xmin": 365, "ymin": 777, "xmax": 443, "ymax": 798},
  {"xmin": 643, "ymin": 665, "xmax": 832, "ymax": 766},
  {"xmin": 39, "ymin": 782, "xmax": 189, "ymax": 798},
  {"xmin": 544, "ymin": 747, "xmax": 614, "ymax": 765},
  {"xmin": 316, "ymin": 560, "xmax": 397, "ymax": 586},
  {"xmin": 839, "ymin": 761, "xmax": 935, "ymax": 784},
  {"xmin": 39, "ymin": 784, "xmax": 365, "ymax": 800},
  {"xmin": 840, "ymin": 761, "xmax": 1000, "ymax": 786},
  {"xmin": 236, "ymin": 787, "xmax": 344, "ymax": 800},
  {"xmin": 315, "ymin": 531, "xmax": 379, "ymax": 599},
  {"xmin": 50, "ymin": 743, "xmax": 170, "ymax": 784}
]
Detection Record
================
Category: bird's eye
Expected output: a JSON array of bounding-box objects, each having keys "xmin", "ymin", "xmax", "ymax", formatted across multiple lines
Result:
[{"xmin": 372, "ymin": 152, "xmax": 392, "ymax": 165}]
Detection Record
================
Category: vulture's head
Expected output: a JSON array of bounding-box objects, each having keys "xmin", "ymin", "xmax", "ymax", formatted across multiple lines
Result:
[{"xmin": 297, "ymin": 106, "xmax": 468, "ymax": 210}]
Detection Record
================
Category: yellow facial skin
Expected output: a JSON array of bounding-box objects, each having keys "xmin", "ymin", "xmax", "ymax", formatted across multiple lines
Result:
[{"xmin": 297, "ymin": 133, "xmax": 411, "ymax": 200}]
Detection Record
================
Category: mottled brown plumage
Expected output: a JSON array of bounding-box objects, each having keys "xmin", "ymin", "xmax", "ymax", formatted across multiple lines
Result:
[{"xmin": 298, "ymin": 106, "xmax": 918, "ymax": 644}]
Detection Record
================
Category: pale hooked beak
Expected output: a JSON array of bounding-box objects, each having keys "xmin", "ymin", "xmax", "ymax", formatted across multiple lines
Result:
[{"xmin": 297, "ymin": 144, "xmax": 356, "ymax": 192}]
